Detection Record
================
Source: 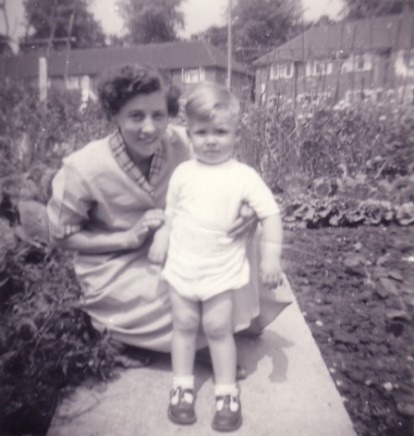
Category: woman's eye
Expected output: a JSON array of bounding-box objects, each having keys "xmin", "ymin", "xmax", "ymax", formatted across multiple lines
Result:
[{"xmin": 130, "ymin": 113, "xmax": 144, "ymax": 121}]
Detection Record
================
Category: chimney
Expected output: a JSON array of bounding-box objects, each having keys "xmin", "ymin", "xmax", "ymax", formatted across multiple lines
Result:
[{"xmin": 402, "ymin": 0, "xmax": 414, "ymax": 12}]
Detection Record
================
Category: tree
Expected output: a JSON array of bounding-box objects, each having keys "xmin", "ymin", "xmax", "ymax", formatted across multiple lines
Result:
[
  {"xmin": 0, "ymin": 34, "xmax": 12, "ymax": 56},
  {"xmin": 342, "ymin": 0, "xmax": 410, "ymax": 19},
  {"xmin": 116, "ymin": 0, "xmax": 184, "ymax": 44},
  {"xmin": 20, "ymin": 0, "xmax": 106, "ymax": 52},
  {"xmin": 201, "ymin": 0, "xmax": 302, "ymax": 65}
]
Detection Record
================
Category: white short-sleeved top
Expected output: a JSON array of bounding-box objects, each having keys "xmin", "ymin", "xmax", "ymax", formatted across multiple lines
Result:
[{"xmin": 162, "ymin": 158, "xmax": 280, "ymax": 300}]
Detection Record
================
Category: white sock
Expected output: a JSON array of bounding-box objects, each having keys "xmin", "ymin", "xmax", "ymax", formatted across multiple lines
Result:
[
  {"xmin": 173, "ymin": 375, "xmax": 194, "ymax": 390},
  {"xmin": 214, "ymin": 383, "xmax": 238, "ymax": 397}
]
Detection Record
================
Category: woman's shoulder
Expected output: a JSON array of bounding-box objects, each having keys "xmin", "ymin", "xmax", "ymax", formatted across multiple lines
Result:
[{"xmin": 62, "ymin": 136, "xmax": 112, "ymax": 173}]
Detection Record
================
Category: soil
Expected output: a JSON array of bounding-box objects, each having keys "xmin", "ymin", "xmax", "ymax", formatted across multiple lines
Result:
[{"xmin": 283, "ymin": 224, "xmax": 414, "ymax": 436}]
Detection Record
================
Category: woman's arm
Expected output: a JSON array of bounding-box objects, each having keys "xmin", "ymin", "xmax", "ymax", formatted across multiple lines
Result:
[
  {"xmin": 227, "ymin": 201, "xmax": 258, "ymax": 238},
  {"xmin": 50, "ymin": 209, "xmax": 165, "ymax": 254}
]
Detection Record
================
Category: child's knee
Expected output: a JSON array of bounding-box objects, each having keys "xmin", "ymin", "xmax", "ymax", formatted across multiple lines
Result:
[
  {"xmin": 173, "ymin": 311, "xmax": 199, "ymax": 334},
  {"xmin": 202, "ymin": 316, "xmax": 231, "ymax": 340}
]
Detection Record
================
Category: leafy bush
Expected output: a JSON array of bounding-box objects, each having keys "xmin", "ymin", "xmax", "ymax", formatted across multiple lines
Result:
[
  {"xmin": 0, "ymin": 80, "xmax": 116, "ymax": 433},
  {"xmin": 238, "ymin": 101, "xmax": 414, "ymax": 194},
  {"xmin": 0, "ymin": 231, "xmax": 118, "ymax": 434},
  {"xmin": 237, "ymin": 101, "xmax": 414, "ymax": 226},
  {"xmin": 0, "ymin": 79, "xmax": 111, "ymax": 177}
]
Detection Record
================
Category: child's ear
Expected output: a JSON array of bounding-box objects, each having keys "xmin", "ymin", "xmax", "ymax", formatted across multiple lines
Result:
[{"xmin": 235, "ymin": 126, "xmax": 242, "ymax": 140}]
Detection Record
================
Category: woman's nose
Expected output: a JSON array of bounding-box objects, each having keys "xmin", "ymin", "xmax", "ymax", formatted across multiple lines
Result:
[{"xmin": 141, "ymin": 117, "xmax": 156, "ymax": 133}]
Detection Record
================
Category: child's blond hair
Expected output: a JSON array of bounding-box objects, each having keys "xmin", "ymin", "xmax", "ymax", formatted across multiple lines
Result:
[{"xmin": 185, "ymin": 83, "xmax": 240, "ymax": 123}]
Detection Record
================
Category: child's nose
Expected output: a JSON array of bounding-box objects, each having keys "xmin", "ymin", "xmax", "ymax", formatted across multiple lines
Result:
[{"xmin": 205, "ymin": 135, "xmax": 217, "ymax": 147}]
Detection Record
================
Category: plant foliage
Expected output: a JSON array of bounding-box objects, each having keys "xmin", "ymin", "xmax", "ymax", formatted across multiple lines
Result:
[
  {"xmin": 116, "ymin": 0, "xmax": 185, "ymax": 44},
  {"xmin": 21, "ymin": 0, "xmax": 106, "ymax": 52}
]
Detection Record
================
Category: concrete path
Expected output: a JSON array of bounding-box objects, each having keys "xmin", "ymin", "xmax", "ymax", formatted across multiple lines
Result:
[{"xmin": 48, "ymin": 292, "xmax": 356, "ymax": 436}]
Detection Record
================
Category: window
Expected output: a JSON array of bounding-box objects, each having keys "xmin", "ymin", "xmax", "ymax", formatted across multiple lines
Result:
[
  {"xmin": 306, "ymin": 60, "xmax": 333, "ymax": 76},
  {"xmin": 183, "ymin": 68, "xmax": 205, "ymax": 84},
  {"xmin": 298, "ymin": 91, "xmax": 331, "ymax": 105},
  {"xmin": 355, "ymin": 55, "xmax": 365, "ymax": 70},
  {"xmin": 270, "ymin": 62, "xmax": 294, "ymax": 79},
  {"xmin": 342, "ymin": 53, "xmax": 373, "ymax": 73},
  {"xmin": 403, "ymin": 49, "xmax": 414, "ymax": 68},
  {"xmin": 66, "ymin": 76, "xmax": 80, "ymax": 90}
]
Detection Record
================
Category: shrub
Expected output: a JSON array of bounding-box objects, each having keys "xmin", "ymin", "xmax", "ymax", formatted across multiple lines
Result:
[
  {"xmin": 0, "ymin": 235, "xmax": 118, "ymax": 434},
  {"xmin": 0, "ymin": 79, "xmax": 111, "ymax": 176},
  {"xmin": 238, "ymin": 101, "xmax": 414, "ymax": 196}
]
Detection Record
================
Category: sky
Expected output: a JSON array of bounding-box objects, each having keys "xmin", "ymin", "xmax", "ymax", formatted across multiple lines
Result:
[{"xmin": 2, "ymin": 0, "xmax": 344, "ymax": 49}]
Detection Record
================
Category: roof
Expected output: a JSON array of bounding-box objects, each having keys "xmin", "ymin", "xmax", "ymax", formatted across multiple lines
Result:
[
  {"xmin": 254, "ymin": 11, "xmax": 414, "ymax": 65},
  {"xmin": 0, "ymin": 40, "xmax": 249, "ymax": 79}
]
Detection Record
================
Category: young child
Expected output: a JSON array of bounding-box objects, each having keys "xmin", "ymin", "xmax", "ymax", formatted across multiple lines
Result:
[{"xmin": 148, "ymin": 82, "xmax": 283, "ymax": 432}]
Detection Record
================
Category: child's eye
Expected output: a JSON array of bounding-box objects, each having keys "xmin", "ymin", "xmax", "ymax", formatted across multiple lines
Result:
[
  {"xmin": 216, "ymin": 129, "xmax": 228, "ymax": 135},
  {"xmin": 153, "ymin": 112, "xmax": 167, "ymax": 121}
]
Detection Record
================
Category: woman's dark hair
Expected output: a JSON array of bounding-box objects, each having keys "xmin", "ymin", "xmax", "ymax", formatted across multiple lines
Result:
[{"xmin": 97, "ymin": 63, "xmax": 181, "ymax": 118}]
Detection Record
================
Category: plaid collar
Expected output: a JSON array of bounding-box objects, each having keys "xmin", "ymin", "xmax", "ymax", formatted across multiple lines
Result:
[{"xmin": 109, "ymin": 129, "xmax": 165, "ymax": 196}]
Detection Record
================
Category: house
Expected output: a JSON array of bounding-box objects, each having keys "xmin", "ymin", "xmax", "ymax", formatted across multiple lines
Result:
[
  {"xmin": 253, "ymin": 10, "xmax": 414, "ymax": 106},
  {"xmin": 0, "ymin": 40, "xmax": 252, "ymax": 100}
]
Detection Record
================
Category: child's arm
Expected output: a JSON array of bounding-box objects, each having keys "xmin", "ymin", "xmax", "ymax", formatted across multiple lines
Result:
[
  {"xmin": 148, "ymin": 216, "xmax": 172, "ymax": 264},
  {"xmin": 260, "ymin": 213, "xmax": 283, "ymax": 287}
]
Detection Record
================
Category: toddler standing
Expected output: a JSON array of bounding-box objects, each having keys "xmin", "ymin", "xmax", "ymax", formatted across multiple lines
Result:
[{"xmin": 148, "ymin": 83, "xmax": 283, "ymax": 432}]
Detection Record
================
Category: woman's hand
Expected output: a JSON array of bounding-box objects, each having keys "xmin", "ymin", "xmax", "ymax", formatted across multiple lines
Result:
[
  {"xmin": 126, "ymin": 209, "xmax": 165, "ymax": 249},
  {"xmin": 228, "ymin": 201, "xmax": 258, "ymax": 239},
  {"xmin": 148, "ymin": 226, "xmax": 169, "ymax": 264}
]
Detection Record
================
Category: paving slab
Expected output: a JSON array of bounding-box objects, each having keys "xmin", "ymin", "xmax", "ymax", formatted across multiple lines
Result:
[{"xmin": 48, "ymin": 294, "xmax": 356, "ymax": 436}]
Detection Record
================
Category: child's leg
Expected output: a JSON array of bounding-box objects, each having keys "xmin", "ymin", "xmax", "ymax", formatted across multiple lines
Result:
[
  {"xmin": 202, "ymin": 290, "xmax": 236, "ymax": 385},
  {"xmin": 202, "ymin": 290, "xmax": 242, "ymax": 432},
  {"xmin": 168, "ymin": 287, "xmax": 200, "ymax": 425},
  {"xmin": 170, "ymin": 287, "xmax": 200, "ymax": 378}
]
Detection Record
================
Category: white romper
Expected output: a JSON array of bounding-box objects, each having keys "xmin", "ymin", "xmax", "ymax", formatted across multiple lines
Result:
[{"xmin": 162, "ymin": 159, "xmax": 280, "ymax": 301}]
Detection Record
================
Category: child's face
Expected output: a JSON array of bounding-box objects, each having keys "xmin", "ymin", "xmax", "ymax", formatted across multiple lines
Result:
[{"xmin": 187, "ymin": 113, "xmax": 238, "ymax": 165}]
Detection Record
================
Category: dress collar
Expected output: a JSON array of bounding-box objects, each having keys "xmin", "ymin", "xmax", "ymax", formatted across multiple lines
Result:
[{"xmin": 109, "ymin": 129, "xmax": 165, "ymax": 196}]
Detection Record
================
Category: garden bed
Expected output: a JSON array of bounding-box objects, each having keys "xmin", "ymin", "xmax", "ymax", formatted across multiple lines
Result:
[{"xmin": 283, "ymin": 224, "xmax": 414, "ymax": 436}]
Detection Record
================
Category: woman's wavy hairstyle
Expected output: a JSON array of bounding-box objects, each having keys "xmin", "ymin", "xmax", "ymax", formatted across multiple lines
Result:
[{"xmin": 97, "ymin": 63, "xmax": 181, "ymax": 118}]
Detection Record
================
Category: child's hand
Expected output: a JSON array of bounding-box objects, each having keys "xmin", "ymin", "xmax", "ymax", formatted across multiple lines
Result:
[
  {"xmin": 260, "ymin": 258, "xmax": 283, "ymax": 288},
  {"xmin": 148, "ymin": 242, "xmax": 167, "ymax": 264}
]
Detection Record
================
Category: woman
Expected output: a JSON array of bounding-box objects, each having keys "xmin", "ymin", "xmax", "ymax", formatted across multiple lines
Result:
[{"xmin": 47, "ymin": 63, "xmax": 290, "ymax": 366}]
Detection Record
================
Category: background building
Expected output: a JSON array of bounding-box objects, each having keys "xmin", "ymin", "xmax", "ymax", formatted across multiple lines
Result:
[
  {"xmin": 254, "ymin": 9, "xmax": 414, "ymax": 106},
  {"xmin": 0, "ymin": 40, "xmax": 252, "ymax": 101}
]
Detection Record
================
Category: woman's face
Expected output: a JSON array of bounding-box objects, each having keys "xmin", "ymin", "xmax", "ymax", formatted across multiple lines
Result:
[{"xmin": 113, "ymin": 90, "xmax": 169, "ymax": 160}]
